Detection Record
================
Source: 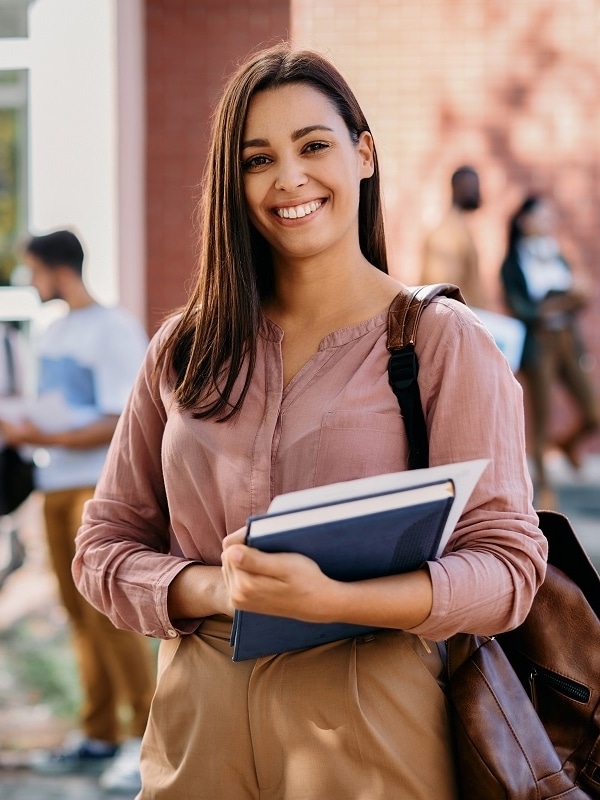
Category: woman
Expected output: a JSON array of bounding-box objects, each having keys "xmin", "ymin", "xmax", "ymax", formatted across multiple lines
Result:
[
  {"xmin": 73, "ymin": 44, "xmax": 547, "ymax": 799},
  {"xmin": 500, "ymin": 195, "xmax": 599, "ymax": 506}
]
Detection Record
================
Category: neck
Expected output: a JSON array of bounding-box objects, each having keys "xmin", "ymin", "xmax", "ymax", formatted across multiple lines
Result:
[
  {"xmin": 264, "ymin": 253, "xmax": 398, "ymax": 329},
  {"xmin": 62, "ymin": 280, "xmax": 96, "ymax": 311}
]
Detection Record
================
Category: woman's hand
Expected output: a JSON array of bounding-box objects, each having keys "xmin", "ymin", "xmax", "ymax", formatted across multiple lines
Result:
[
  {"xmin": 222, "ymin": 528, "xmax": 335, "ymax": 623},
  {"xmin": 221, "ymin": 529, "xmax": 434, "ymax": 631}
]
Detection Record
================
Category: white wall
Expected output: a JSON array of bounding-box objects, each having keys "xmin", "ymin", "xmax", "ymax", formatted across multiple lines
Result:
[
  {"xmin": 1, "ymin": 0, "xmax": 145, "ymax": 322},
  {"xmin": 27, "ymin": 0, "xmax": 118, "ymax": 306}
]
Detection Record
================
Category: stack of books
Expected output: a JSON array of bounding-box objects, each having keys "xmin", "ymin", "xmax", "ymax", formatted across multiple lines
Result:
[{"xmin": 230, "ymin": 458, "xmax": 488, "ymax": 661}]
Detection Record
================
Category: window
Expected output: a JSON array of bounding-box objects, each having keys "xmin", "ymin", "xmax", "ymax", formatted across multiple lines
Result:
[
  {"xmin": 0, "ymin": 69, "xmax": 27, "ymax": 285},
  {"xmin": 0, "ymin": 0, "xmax": 29, "ymax": 38}
]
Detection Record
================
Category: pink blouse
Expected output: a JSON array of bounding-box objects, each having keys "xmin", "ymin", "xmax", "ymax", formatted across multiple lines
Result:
[{"xmin": 73, "ymin": 292, "xmax": 547, "ymax": 642}]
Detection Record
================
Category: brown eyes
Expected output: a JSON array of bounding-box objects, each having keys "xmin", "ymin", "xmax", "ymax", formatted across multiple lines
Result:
[
  {"xmin": 241, "ymin": 141, "xmax": 331, "ymax": 172},
  {"xmin": 242, "ymin": 155, "xmax": 272, "ymax": 171}
]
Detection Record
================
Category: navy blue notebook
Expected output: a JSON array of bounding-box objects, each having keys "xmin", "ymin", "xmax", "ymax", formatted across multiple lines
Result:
[{"xmin": 230, "ymin": 478, "xmax": 456, "ymax": 661}]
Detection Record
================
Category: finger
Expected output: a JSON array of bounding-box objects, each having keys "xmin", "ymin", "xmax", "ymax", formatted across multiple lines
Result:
[
  {"xmin": 222, "ymin": 544, "xmax": 267, "ymax": 577},
  {"xmin": 222, "ymin": 527, "xmax": 247, "ymax": 550},
  {"xmin": 224, "ymin": 546, "xmax": 310, "ymax": 583}
]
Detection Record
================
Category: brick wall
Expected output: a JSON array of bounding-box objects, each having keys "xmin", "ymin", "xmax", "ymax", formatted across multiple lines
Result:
[
  {"xmin": 144, "ymin": 0, "xmax": 291, "ymax": 332},
  {"xmin": 292, "ymin": 0, "xmax": 600, "ymax": 453}
]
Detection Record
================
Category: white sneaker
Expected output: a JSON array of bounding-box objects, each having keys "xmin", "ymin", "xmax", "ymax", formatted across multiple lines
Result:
[{"xmin": 98, "ymin": 737, "xmax": 143, "ymax": 794}]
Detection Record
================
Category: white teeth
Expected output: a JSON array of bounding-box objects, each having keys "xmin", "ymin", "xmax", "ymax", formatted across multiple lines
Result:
[{"xmin": 276, "ymin": 200, "xmax": 322, "ymax": 219}]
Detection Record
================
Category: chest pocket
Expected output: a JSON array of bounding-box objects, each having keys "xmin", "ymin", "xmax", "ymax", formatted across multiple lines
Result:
[{"xmin": 314, "ymin": 410, "xmax": 407, "ymax": 486}]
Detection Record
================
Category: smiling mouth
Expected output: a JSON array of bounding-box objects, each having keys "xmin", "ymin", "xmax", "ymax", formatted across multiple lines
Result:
[{"xmin": 275, "ymin": 200, "xmax": 323, "ymax": 219}]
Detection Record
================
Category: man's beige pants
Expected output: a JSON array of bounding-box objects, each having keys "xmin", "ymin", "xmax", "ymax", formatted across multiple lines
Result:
[{"xmin": 44, "ymin": 487, "xmax": 156, "ymax": 743}]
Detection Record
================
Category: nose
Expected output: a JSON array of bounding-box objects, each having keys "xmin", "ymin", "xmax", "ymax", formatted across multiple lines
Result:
[{"xmin": 274, "ymin": 156, "xmax": 308, "ymax": 191}]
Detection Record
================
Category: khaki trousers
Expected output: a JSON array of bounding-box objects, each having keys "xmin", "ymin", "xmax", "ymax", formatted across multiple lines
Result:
[
  {"xmin": 138, "ymin": 615, "xmax": 458, "ymax": 800},
  {"xmin": 43, "ymin": 487, "xmax": 156, "ymax": 743}
]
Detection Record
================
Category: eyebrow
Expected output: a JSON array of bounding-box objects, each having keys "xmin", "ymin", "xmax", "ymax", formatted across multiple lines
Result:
[{"xmin": 241, "ymin": 125, "xmax": 335, "ymax": 150}]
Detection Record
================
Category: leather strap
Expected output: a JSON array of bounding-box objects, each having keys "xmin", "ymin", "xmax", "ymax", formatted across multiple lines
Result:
[
  {"xmin": 387, "ymin": 283, "xmax": 465, "ymax": 350},
  {"xmin": 387, "ymin": 283, "xmax": 465, "ymax": 470}
]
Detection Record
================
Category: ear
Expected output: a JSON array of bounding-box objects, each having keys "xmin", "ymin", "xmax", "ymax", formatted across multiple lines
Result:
[{"xmin": 357, "ymin": 131, "xmax": 375, "ymax": 179}]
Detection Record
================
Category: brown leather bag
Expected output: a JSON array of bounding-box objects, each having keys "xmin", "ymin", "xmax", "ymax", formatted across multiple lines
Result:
[
  {"xmin": 447, "ymin": 510, "xmax": 600, "ymax": 799},
  {"xmin": 388, "ymin": 285, "xmax": 600, "ymax": 799}
]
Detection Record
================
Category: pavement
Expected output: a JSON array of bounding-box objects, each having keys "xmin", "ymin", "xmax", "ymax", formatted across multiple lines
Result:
[
  {"xmin": 542, "ymin": 450, "xmax": 600, "ymax": 571},
  {"xmin": 0, "ymin": 495, "xmax": 138, "ymax": 799},
  {"xmin": 0, "ymin": 771, "xmax": 121, "ymax": 800},
  {"xmin": 0, "ymin": 451, "xmax": 599, "ymax": 798}
]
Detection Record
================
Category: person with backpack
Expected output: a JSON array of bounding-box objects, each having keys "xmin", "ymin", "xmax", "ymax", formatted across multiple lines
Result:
[{"xmin": 72, "ymin": 44, "xmax": 547, "ymax": 798}]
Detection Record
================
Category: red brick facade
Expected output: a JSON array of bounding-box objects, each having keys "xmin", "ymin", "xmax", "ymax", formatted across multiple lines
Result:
[
  {"xmin": 144, "ymin": 0, "xmax": 600, "ymax": 452},
  {"xmin": 144, "ymin": 0, "xmax": 291, "ymax": 331}
]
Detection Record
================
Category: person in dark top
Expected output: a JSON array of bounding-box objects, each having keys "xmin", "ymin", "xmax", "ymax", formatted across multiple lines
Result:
[{"xmin": 500, "ymin": 195, "xmax": 599, "ymax": 506}]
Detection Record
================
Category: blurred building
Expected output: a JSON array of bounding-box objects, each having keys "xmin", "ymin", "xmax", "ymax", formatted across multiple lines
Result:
[{"xmin": 0, "ymin": 0, "xmax": 599, "ymax": 450}]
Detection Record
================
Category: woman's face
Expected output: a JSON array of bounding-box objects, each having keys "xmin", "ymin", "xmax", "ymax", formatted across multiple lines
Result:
[{"xmin": 240, "ymin": 82, "xmax": 374, "ymax": 266}]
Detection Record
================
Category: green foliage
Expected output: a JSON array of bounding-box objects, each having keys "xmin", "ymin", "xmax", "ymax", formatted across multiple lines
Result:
[
  {"xmin": 0, "ymin": 618, "xmax": 81, "ymax": 720},
  {"xmin": 0, "ymin": 100, "xmax": 25, "ymax": 286}
]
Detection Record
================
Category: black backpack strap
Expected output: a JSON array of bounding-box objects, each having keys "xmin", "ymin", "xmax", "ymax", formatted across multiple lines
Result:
[{"xmin": 387, "ymin": 284, "xmax": 465, "ymax": 470}]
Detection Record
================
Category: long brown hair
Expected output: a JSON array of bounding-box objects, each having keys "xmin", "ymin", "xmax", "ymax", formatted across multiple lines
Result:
[{"xmin": 157, "ymin": 42, "xmax": 388, "ymax": 420}]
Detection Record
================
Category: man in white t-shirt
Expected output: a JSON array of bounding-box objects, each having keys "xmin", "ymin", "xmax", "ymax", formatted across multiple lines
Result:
[{"xmin": 0, "ymin": 230, "xmax": 155, "ymax": 792}]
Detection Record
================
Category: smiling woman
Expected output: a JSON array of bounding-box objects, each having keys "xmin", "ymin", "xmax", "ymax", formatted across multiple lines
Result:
[{"xmin": 72, "ymin": 42, "xmax": 547, "ymax": 799}]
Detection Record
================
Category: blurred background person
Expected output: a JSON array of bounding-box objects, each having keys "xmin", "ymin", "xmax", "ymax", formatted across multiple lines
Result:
[
  {"xmin": 0, "ymin": 321, "xmax": 26, "ymax": 398},
  {"xmin": 500, "ymin": 195, "xmax": 600, "ymax": 507},
  {"xmin": 421, "ymin": 167, "xmax": 526, "ymax": 372},
  {"xmin": 421, "ymin": 165, "xmax": 486, "ymax": 308},
  {"xmin": 0, "ymin": 319, "xmax": 31, "ymax": 590},
  {"xmin": 0, "ymin": 229, "xmax": 155, "ymax": 794}
]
